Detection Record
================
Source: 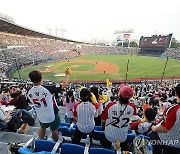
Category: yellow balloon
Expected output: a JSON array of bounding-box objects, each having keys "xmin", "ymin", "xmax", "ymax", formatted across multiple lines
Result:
[{"xmin": 91, "ymin": 92, "xmax": 98, "ymax": 104}]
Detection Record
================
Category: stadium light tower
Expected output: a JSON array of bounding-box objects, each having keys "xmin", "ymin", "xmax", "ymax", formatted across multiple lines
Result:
[
  {"xmin": 48, "ymin": 26, "xmax": 53, "ymax": 35},
  {"xmin": 60, "ymin": 28, "xmax": 66, "ymax": 38}
]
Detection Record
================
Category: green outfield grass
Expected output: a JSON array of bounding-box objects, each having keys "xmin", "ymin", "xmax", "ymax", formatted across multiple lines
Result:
[{"xmin": 11, "ymin": 55, "xmax": 180, "ymax": 81}]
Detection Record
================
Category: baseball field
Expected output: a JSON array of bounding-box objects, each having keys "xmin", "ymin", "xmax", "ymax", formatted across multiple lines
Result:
[{"xmin": 11, "ymin": 55, "xmax": 180, "ymax": 82}]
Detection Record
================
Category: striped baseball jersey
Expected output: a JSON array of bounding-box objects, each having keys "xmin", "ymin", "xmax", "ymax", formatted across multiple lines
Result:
[
  {"xmin": 101, "ymin": 102, "xmax": 134, "ymax": 143},
  {"xmin": 73, "ymin": 101, "xmax": 97, "ymax": 133},
  {"xmin": 158, "ymin": 104, "xmax": 180, "ymax": 148},
  {"xmin": 27, "ymin": 85, "xmax": 59, "ymax": 123}
]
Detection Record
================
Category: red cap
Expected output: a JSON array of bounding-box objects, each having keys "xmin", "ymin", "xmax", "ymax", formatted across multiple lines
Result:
[{"xmin": 119, "ymin": 84, "xmax": 133, "ymax": 100}]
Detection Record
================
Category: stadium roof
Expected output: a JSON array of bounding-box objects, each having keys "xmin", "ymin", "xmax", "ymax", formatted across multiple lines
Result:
[{"xmin": 0, "ymin": 17, "xmax": 82, "ymax": 43}]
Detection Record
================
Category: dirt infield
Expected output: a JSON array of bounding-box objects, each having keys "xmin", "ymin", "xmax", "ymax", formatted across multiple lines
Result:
[{"xmin": 42, "ymin": 60, "xmax": 119, "ymax": 74}]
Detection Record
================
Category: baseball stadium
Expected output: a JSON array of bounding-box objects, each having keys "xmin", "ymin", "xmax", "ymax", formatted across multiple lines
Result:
[{"xmin": 0, "ymin": 1, "xmax": 180, "ymax": 154}]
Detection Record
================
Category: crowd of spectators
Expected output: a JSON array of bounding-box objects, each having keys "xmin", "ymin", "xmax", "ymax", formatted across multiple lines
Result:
[
  {"xmin": 0, "ymin": 32, "xmax": 141, "ymax": 76},
  {"xmin": 0, "ymin": 78, "xmax": 180, "ymax": 153},
  {"xmin": 162, "ymin": 48, "xmax": 180, "ymax": 59},
  {"xmin": 78, "ymin": 44, "xmax": 139, "ymax": 55},
  {"xmin": 1, "ymin": 31, "xmax": 179, "ymax": 79},
  {"xmin": 0, "ymin": 32, "xmax": 81, "ymax": 75}
]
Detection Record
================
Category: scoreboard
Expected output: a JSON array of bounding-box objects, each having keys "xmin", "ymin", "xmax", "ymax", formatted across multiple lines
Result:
[{"xmin": 139, "ymin": 34, "xmax": 172, "ymax": 51}]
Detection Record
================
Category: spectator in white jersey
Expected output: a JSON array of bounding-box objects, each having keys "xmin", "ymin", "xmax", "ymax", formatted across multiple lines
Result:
[
  {"xmin": 27, "ymin": 70, "xmax": 70, "ymax": 142},
  {"xmin": 72, "ymin": 88, "xmax": 99, "ymax": 144},
  {"xmin": 150, "ymin": 83, "xmax": 180, "ymax": 154},
  {"xmin": 101, "ymin": 84, "xmax": 134, "ymax": 150}
]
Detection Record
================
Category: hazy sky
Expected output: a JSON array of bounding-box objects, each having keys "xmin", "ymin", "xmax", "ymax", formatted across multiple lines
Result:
[{"xmin": 0, "ymin": 0, "xmax": 180, "ymax": 42}]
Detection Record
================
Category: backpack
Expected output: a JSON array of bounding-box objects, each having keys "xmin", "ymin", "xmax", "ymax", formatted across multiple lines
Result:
[
  {"xmin": 22, "ymin": 113, "xmax": 35, "ymax": 126},
  {"xmin": 7, "ymin": 114, "xmax": 23, "ymax": 132}
]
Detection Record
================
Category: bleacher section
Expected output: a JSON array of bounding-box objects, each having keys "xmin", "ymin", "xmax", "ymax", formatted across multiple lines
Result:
[{"xmin": 138, "ymin": 50, "xmax": 164, "ymax": 57}]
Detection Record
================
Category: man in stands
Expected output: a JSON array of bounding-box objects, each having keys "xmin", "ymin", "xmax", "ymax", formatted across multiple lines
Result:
[
  {"xmin": 27, "ymin": 69, "xmax": 70, "ymax": 141},
  {"xmin": 151, "ymin": 83, "xmax": 180, "ymax": 154},
  {"xmin": 101, "ymin": 84, "xmax": 134, "ymax": 150}
]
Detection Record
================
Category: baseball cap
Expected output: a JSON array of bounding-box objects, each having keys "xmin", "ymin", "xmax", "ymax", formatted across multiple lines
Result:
[
  {"xmin": 80, "ymin": 88, "xmax": 91, "ymax": 100},
  {"xmin": 119, "ymin": 84, "xmax": 133, "ymax": 100}
]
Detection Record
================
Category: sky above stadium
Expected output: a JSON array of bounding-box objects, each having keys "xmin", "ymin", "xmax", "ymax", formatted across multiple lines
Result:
[{"xmin": 1, "ymin": 0, "xmax": 180, "ymax": 42}]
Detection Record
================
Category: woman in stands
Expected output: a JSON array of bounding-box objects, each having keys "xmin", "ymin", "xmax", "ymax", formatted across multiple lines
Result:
[
  {"xmin": 101, "ymin": 84, "xmax": 134, "ymax": 150},
  {"xmin": 72, "ymin": 88, "xmax": 99, "ymax": 144},
  {"xmin": 63, "ymin": 90, "xmax": 76, "ymax": 124}
]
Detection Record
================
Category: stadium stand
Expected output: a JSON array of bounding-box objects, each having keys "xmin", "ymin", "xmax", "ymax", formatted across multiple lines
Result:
[
  {"xmin": 0, "ymin": 13, "xmax": 180, "ymax": 154},
  {"xmin": 0, "ymin": 79, "xmax": 180, "ymax": 153},
  {"xmin": 162, "ymin": 48, "xmax": 180, "ymax": 60}
]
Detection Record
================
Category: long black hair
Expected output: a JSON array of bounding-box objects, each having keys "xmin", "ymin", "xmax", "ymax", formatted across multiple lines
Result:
[
  {"xmin": 66, "ymin": 90, "xmax": 74, "ymax": 103},
  {"xmin": 90, "ymin": 86, "xmax": 99, "ymax": 102}
]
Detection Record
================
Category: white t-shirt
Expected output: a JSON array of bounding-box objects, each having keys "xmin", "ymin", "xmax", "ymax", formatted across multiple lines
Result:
[
  {"xmin": 27, "ymin": 85, "xmax": 58, "ymax": 123},
  {"xmin": 73, "ymin": 102, "xmax": 96, "ymax": 133}
]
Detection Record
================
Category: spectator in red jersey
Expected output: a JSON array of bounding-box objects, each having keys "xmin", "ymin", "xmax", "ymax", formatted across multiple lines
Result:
[
  {"xmin": 101, "ymin": 84, "xmax": 134, "ymax": 150},
  {"xmin": 150, "ymin": 83, "xmax": 180, "ymax": 154},
  {"xmin": 72, "ymin": 88, "xmax": 98, "ymax": 144}
]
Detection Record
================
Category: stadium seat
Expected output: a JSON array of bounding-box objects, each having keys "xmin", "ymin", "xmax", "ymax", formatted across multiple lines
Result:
[
  {"xmin": 18, "ymin": 139, "xmax": 59, "ymax": 154},
  {"xmin": 94, "ymin": 126, "xmax": 103, "ymax": 131},
  {"xmin": 60, "ymin": 143, "xmax": 85, "ymax": 154},
  {"xmin": 58, "ymin": 126, "xmax": 70, "ymax": 137},
  {"xmin": 89, "ymin": 148, "xmax": 115, "ymax": 154},
  {"xmin": 34, "ymin": 140, "xmax": 56, "ymax": 152}
]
